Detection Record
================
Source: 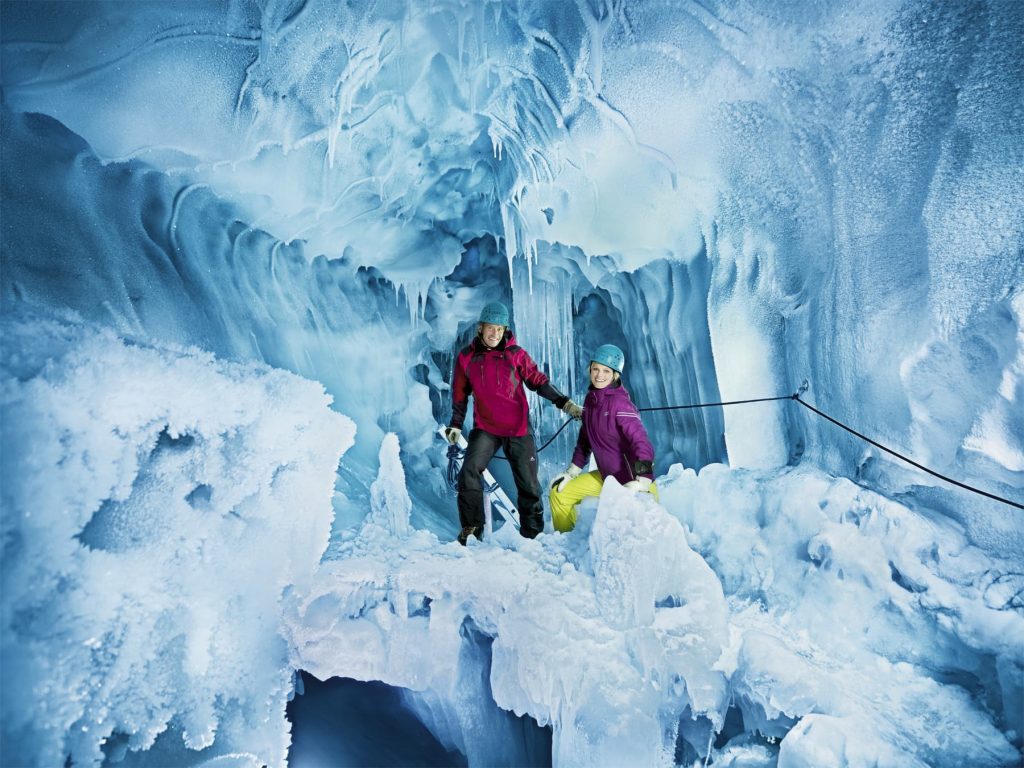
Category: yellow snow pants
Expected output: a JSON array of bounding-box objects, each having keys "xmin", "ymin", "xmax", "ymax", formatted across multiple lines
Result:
[{"xmin": 549, "ymin": 470, "xmax": 659, "ymax": 533}]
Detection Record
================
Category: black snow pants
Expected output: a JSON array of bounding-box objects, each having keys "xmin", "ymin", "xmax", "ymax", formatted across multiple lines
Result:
[{"xmin": 457, "ymin": 428, "xmax": 544, "ymax": 538}]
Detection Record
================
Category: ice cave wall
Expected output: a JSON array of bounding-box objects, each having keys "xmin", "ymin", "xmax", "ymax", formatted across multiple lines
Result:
[
  {"xmin": 3, "ymin": 2, "xmax": 1020, "ymax": 550},
  {"xmin": 2, "ymin": 0, "xmax": 1023, "ymax": 765}
]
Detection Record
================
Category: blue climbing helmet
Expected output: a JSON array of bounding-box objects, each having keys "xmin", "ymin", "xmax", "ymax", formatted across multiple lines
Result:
[
  {"xmin": 478, "ymin": 301, "xmax": 510, "ymax": 326},
  {"xmin": 590, "ymin": 344, "xmax": 625, "ymax": 373}
]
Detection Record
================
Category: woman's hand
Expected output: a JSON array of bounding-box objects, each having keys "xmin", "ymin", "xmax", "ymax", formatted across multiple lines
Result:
[
  {"xmin": 623, "ymin": 477, "xmax": 653, "ymax": 493},
  {"xmin": 550, "ymin": 464, "xmax": 583, "ymax": 492}
]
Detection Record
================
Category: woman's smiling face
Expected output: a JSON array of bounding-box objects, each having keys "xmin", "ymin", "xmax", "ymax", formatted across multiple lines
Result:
[{"xmin": 589, "ymin": 362, "xmax": 615, "ymax": 389}]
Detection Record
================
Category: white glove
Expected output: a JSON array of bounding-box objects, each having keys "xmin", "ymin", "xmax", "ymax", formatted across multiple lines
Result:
[
  {"xmin": 550, "ymin": 464, "xmax": 583, "ymax": 492},
  {"xmin": 562, "ymin": 399, "xmax": 583, "ymax": 420},
  {"xmin": 623, "ymin": 477, "xmax": 653, "ymax": 493},
  {"xmin": 443, "ymin": 426, "xmax": 462, "ymax": 445}
]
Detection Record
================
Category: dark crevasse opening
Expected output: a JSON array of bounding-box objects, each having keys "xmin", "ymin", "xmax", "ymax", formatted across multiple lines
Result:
[
  {"xmin": 286, "ymin": 621, "xmax": 554, "ymax": 768},
  {"xmin": 287, "ymin": 665, "xmax": 553, "ymax": 768},
  {"xmin": 287, "ymin": 674, "xmax": 466, "ymax": 767}
]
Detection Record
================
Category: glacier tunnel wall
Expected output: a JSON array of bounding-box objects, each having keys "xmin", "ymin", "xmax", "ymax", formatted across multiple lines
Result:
[
  {"xmin": 2, "ymin": 0, "xmax": 1022, "ymax": 765},
  {"xmin": 3, "ymin": 0, "xmax": 1019, "ymax": 536}
]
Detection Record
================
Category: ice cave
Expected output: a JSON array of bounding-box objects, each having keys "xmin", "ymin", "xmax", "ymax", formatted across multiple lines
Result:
[{"xmin": 1, "ymin": 0, "xmax": 1022, "ymax": 766}]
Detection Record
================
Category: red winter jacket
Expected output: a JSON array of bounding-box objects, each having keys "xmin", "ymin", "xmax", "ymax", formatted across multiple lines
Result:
[{"xmin": 450, "ymin": 332, "xmax": 568, "ymax": 437}]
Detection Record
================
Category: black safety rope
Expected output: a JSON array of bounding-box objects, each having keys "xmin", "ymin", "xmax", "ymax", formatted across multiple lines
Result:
[
  {"xmin": 536, "ymin": 418, "xmax": 576, "ymax": 452},
  {"xmin": 636, "ymin": 385, "xmax": 1021, "ymax": 510},
  {"xmin": 789, "ymin": 395, "xmax": 1023, "ymax": 510},
  {"xmin": 450, "ymin": 382, "xmax": 1022, "ymax": 511},
  {"xmin": 638, "ymin": 394, "xmax": 795, "ymax": 413},
  {"xmin": 474, "ymin": 418, "xmax": 574, "ymax": 465}
]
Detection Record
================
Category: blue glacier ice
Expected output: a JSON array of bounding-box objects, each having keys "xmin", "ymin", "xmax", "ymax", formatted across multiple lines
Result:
[{"xmin": 1, "ymin": 0, "xmax": 1021, "ymax": 766}]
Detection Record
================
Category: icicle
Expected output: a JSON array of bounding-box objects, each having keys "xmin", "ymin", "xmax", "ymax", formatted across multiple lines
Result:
[
  {"xmin": 327, "ymin": 80, "xmax": 343, "ymax": 170},
  {"xmin": 393, "ymin": 280, "xmax": 405, "ymax": 321},
  {"xmin": 501, "ymin": 202, "xmax": 517, "ymax": 287},
  {"xmin": 703, "ymin": 728, "xmax": 714, "ymax": 767},
  {"xmin": 457, "ymin": 14, "xmax": 465, "ymax": 75},
  {"xmin": 526, "ymin": 237, "xmax": 541, "ymax": 295},
  {"xmin": 526, "ymin": 242, "xmax": 534, "ymax": 295},
  {"xmin": 395, "ymin": 281, "xmax": 427, "ymax": 328}
]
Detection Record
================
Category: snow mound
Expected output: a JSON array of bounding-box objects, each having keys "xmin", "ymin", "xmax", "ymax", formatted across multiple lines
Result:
[
  {"xmin": 0, "ymin": 311, "xmax": 353, "ymax": 766},
  {"xmin": 289, "ymin": 476, "xmax": 728, "ymax": 767},
  {"xmin": 660, "ymin": 463, "xmax": 1022, "ymax": 767},
  {"xmin": 290, "ymin": 461, "xmax": 1020, "ymax": 767}
]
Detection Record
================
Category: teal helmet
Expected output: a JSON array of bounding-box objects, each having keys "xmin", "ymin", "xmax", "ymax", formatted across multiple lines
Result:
[
  {"xmin": 478, "ymin": 301, "xmax": 510, "ymax": 326},
  {"xmin": 590, "ymin": 344, "xmax": 625, "ymax": 373}
]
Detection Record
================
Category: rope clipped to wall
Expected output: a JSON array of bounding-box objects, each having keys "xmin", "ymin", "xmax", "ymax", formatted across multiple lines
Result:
[{"xmin": 462, "ymin": 380, "xmax": 1023, "ymax": 511}]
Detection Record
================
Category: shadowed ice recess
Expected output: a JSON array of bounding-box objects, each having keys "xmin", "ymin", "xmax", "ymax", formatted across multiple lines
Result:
[{"xmin": 1, "ymin": 0, "xmax": 1022, "ymax": 766}]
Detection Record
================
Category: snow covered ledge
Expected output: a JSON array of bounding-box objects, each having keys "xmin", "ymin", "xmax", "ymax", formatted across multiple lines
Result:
[
  {"xmin": 0, "ymin": 312, "xmax": 353, "ymax": 766},
  {"xmin": 288, "ymin": 450, "xmax": 730, "ymax": 767},
  {"xmin": 291, "ymin": 441, "xmax": 1021, "ymax": 767}
]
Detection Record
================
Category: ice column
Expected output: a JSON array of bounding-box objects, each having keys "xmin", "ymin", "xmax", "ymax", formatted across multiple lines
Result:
[{"xmin": 369, "ymin": 432, "xmax": 412, "ymax": 537}]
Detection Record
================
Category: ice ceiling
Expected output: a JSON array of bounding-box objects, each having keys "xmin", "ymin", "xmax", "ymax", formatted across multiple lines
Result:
[{"xmin": 4, "ymin": 0, "xmax": 1019, "ymax": 500}]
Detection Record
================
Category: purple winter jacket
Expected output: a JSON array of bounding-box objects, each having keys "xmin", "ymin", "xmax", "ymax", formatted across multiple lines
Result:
[{"xmin": 571, "ymin": 382, "xmax": 655, "ymax": 484}]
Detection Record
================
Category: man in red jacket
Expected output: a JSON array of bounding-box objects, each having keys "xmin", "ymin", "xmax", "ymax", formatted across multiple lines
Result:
[{"xmin": 444, "ymin": 302, "xmax": 582, "ymax": 545}]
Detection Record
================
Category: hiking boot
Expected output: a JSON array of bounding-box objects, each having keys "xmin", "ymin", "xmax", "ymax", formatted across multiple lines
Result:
[{"xmin": 457, "ymin": 526, "xmax": 481, "ymax": 546}]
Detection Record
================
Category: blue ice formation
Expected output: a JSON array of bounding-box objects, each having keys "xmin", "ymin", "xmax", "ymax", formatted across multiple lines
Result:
[{"xmin": 1, "ymin": 0, "xmax": 1022, "ymax": 766}]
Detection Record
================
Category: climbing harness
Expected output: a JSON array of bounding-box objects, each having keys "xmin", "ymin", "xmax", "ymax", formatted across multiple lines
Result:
[{"xmin": 450, "ymin": 380, "xmax": 1022, "ymax": 511}]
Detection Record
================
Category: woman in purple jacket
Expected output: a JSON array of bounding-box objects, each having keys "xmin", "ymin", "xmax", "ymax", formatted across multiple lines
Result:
[{"xmin": 549, "ymin": 344, "xmax": 657, "ymax": 532}]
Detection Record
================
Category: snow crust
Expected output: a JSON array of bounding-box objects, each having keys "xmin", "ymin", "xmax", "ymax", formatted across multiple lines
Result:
[
  {"xmin": 291, "ymin": 478, "xmax": 730, "ymax": 767},
  {"xmin": 290, "ymin": 450, "xmax": 1020, "ymax": 767},
  {"xmin": 0, "ymin": 312, "xmax": 353, "ymax": 766},
  {"xmin": 660, "ymin": 463, "xmax": 1022, "ymax": 767}
]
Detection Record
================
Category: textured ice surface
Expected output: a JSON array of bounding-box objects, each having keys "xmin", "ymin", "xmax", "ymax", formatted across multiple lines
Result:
[
  {"xmin": 291, "ymin": 468, "xmax": 1019, "ymax": 767},
  {"xmin": 0, "ymin": 311, "xmax": 353, "ymax": 765},
  {"xmin": 290, "ymin": 479, "xmax": 731, "ymax": 767},
  {"xmin": 2, "ymin": 0, "xmax": 1022, "ymax": 764},
  {"xmin": 660, "ymin": 463, "xmax": 1022, "ymax": 767}
]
